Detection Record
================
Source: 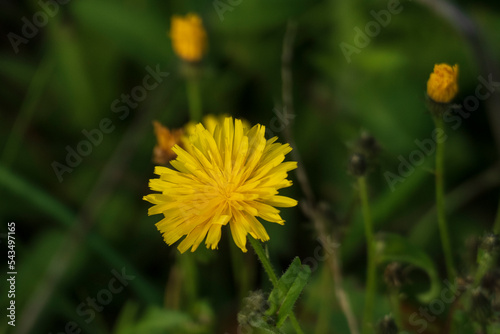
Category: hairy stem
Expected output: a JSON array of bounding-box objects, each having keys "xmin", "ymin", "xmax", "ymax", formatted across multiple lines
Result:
[{"xmin": 248, "ymin": 236, "xmax": 304, "ymax": 334}]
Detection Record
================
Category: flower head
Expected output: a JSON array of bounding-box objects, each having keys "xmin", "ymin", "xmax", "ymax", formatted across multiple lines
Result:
[
  {"xmin": 152, "ymin": 121, "xmax": 184, "ymax": 165},
  {"xmin": 144, "ymin": 117, "xmax": 297, "ymax": 253},
  {"xmin": 169, "ymin": 13, "xmax": 207, "ymax": 62},
  {"xmin": 427, "ymin": 63, "xmax": 459, "ymax": 103}
]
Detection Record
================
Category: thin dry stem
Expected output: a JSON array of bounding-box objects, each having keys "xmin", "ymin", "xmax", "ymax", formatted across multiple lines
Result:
[{"xmin": 280, "ymin": 20, "xmax": 360, "ymax": 334}]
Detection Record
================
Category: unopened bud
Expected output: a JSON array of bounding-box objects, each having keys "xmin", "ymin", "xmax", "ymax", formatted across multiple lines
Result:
[
  {"xmin": 358, "ymin": 132, "xmax": 380, "ymax": 159},
  {"xmin": 376, "ymin": 314, "xmax": 398, "ymax": 334},
  {"xmin": 384, "ymin": 262, "xmax": 405, "ymax": 289},
  {"xmin": 470, "ymin": 288, "xmax": 492, "ymax": 324},
  {"xmin": 348, "ymin": 153, "xmax": 367, "ymax": 177},
  {"xmin": 481, "ymin": 233, "xmax": 500, "ymax": 253}
]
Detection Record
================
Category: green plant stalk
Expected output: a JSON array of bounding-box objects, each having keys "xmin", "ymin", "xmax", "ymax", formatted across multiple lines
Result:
[
  {"xmin": 388, "ymin": 289, "xmax": 402, "ymax": 330},
  {"xmin": 433, "ymin": 116, "xmax": 456, "ymax": 282},
  {"xmin": 2, "ymin": 57, "xmax": 54, "ymax": 167},
  {"xmin": 314, "ymin": 267, "xmax": 331, "ymax": 334},
  {"xmin": 358, "ymin": 176, "xmax": 376, "ymax": 334},
  {"xmin": 178, "ymin": 253, "xmax": 197, "ymax": 307},
  {"xmin": 186, "ymin": 77, "xmax": 202, "ymax": 122},
  {"xmin": 493, "ymin": 195, "xmax": 500, "ymax": 234},
  {"xmin": 229, "ymin": 237, "xmax": 253, "ymax": 302},
  {"xmin": 248, "ymin": 236, "xmax": 304, "ymax": 334},
  {"xmin": 474, "ymin": 250, "xmax": 497, "ymax": 286}
]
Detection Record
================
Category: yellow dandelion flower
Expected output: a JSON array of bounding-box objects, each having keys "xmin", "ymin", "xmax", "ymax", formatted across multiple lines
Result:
[
  {"xmin": 143, "ymin": 117, "xmax": 298, "ymax": 253},
  {"xmin": 169, "ymin": 13, "xmax": 207, "ymax": 62},
  {"xmin": 427, "ymin": 63, "xmax": 459, "ymax": 103},
  {"xmin": 152, "ymin": 121, "xmax": 184, "ymax": 165}
]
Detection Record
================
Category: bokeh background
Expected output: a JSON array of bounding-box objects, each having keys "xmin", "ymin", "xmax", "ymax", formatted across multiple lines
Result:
[{"xmin": 2, "ymin": 0, "xmax": 500, "ymax": 333}]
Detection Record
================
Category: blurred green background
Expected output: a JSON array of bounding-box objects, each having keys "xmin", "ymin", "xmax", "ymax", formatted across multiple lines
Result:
[{"xmin": 1, "ymin": 0, "xmax": 500, "ymax": 333}]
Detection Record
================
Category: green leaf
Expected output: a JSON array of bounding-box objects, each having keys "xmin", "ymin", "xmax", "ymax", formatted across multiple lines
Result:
[
  {"xmin": 267, "ymin": 257, "xmax": 311, "ymax": 327},
  {"xmin": 375, "ymin": 233, "xmax": 441, "ymax": 303}
]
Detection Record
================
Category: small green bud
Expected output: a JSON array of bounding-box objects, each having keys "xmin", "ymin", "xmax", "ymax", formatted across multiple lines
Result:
[
  {"xmin": 470, "ymin": 288, "xmax": 492, "ymax": 324},
  {"xmin": 358, "ymin": 132, "xmax": 380, "ymax": 159},
  {"xmin": 481, "ymin": 233, "xmax": 500, "ymax": 253},
  {"xmin": 348, "ymin": 153, "xmax": 367, "ymax": 177},
  {"xmin": 384, "ymin": 262, "xmax": 405, "ymax": 289}
]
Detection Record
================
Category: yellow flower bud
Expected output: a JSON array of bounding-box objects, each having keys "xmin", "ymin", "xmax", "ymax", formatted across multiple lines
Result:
[
  {"xmin": 169, "ymin": 14, "xmax": 207, "ymax": 62},
  {"xmin": 427, "ymin": 63, "xmax": 459, "ymax": 103}
]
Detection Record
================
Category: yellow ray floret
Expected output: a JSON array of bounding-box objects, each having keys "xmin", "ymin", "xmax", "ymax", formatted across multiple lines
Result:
[{"xmin": 144, "ymin": 117, "xmax": 298, "ymax": 253}]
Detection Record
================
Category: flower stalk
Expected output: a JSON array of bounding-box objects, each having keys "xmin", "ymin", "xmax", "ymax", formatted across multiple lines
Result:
[
  {"xmin": 426, "ymin": 63, "xmax": 458, "ymax": 283},
  {"xmin": 186, "ymin": 76, "xmax": 202, "ymax": 122},
  {"xmin": 248, "ymin": 236, "xmax": 304, "ymax": 334},
  {"xmin": 358, "ymin": 176, "xmax": 376, "ymax": 334},
  {"xmin": 493, "ymin": 196, "xmax": 500, "ymax": 234},
  {"xmin": 433, "ymin": 115, "xmax": 456, "ymax": 282}
]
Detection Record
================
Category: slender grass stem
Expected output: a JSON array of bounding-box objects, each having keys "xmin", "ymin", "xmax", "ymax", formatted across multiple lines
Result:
[
  {"xmin": 248, "ymin": 236, "xmax": 304, "ymax": 334},
  {"xmin": 493, "ymin": 195, "xmax": 500, "ymax": 234},
  {"xmin": 186, "ymin": 77, "xmax": 202, "ymax": 122},
  {"xmin": 289, "ymin": 315, "xmax": 304, "ymax": 334},
  {"xmin": 229, "ymin": 236, "xmax": 251, "ymax": 301},
  {"xmin": 433, "ymin": 116, "xmax": 456, "ymax": 282},
  {"xmin": 358, "ymin": 176, "xmax": 376, "ymax": 334},
  {"xmin": 389, "ymin": 289, "xmax": 402, "ymax": 330},
  {"xmin": 2, "ymin": 57, "xmax": 54, "ymax": 167},
  {"xmin": 178, "ymin": 253, "xmax": 197, "ymax": 307}
]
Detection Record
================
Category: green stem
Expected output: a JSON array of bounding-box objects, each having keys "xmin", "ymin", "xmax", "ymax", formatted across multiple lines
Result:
[
  {"xmin": 186, "ymin": 77, "xmax": 202, "ymax": 122},
  {"xmin": 493, "ymin": 195, "xmax": 500, "ymax": 234},
  {"xmin": 289, "ymin": 315, "xmax": 304, "ymax": 334},
  {"xmin": 358, "ymin": 176, "xmax": 376, "ymax": 334},
  {"xmin": 314, "ymin": 267, "xmax": 330, "ymax": 334},
  {"xmin": 229, "ymin": 236, "xmax": 251, "ymax": 301},
  {"xmin": 388, "ymin": 289, "xmax": 402, "ymax": 330},
  {"xmin": 248, "ymin": 236, "xmax": 304, "ymax": 334},
  {"xmin": 433, "ymin": 116, "xmax": 456, "ymax": 282},
  {"xmin": 248, "ymin": 236, "xmax": 279, "ymax": 286},
  {"xmin": 178, "ymin": 253, "xmax": 197, "ymax": 307},
  {"xmin": 2, "ymin": 57, "xmax": 54, "ymax": 167}
]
